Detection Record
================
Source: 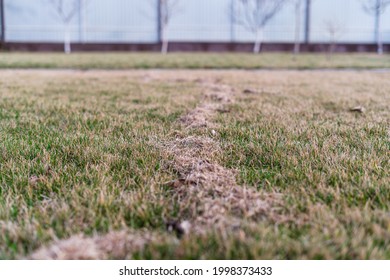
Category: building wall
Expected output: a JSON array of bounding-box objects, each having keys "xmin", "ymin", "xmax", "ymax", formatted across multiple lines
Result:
[{"xmin": 3, "ymin": 0, "xmax": 390, "ymax": 43}]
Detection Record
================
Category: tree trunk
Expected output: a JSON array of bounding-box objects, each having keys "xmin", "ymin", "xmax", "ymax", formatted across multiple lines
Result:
[
  {"xmin": 161, "ymin": 39, "xmax": 169, "ymax": 54},
  {"xmin": 253, "ymin": 28, "xmax": 263, "ymax": 54},
  {"xmin": 327, "ymin": 33, "xmax": 337, "ymax": 60},
  {"xmin": 64, "ymin": 27, "xmax": 71, "ymax": 54},
  {"xmin": 375, "ymin": 8, "xmax": 383, "ymax": 55},
  {"xmin": 329, "ymin": 41, "xmax": 336, "ymax": 57},
  {"xmin": 161, "ymin": 27, "xmax": 168, "ymax": 54}
]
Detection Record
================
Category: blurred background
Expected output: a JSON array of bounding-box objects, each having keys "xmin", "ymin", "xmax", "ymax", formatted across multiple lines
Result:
[{"xmin": 1, "ymin": 0, "xmax": 389, "ymax": 52}]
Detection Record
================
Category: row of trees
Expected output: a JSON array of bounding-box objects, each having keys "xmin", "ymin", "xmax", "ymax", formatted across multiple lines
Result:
[
  {"xmin": 151, "ymin": 0, "xmax": 308, "ymax": 54},
  {"xmin": 1, "ymin": 0, "xmax": 389, "ymax": 54}
]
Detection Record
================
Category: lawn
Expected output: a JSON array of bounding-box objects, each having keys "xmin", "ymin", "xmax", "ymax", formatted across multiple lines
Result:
[
  {"xmin": 0, "ymin": 69, "xmax": 389, "ymax": 259},
  {"xmin": 0, "ymin": 52, "xmax": 389, "ymax": 69}
]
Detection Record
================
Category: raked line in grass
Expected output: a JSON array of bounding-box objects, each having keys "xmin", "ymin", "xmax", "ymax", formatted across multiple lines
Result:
[{"xmin": 155, "ymin": 81, "xmax": 285, "ymax": 234}]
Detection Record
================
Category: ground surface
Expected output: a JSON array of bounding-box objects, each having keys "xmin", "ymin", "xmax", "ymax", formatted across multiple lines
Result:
[
  {"xmin": 0, "ymin": 68, "xmax": 389, "ymax": 260},
  {"xmin": 0, "ymin": 53, "xmax": 390, "ymax": 69}
]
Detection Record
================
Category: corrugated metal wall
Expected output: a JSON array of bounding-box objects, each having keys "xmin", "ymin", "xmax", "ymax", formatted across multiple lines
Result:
[{"xmin": 3, "ymin": 0, "xmax": 390, "ymax": 43}]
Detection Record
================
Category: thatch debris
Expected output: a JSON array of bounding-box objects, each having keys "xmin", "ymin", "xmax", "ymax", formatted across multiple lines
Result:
[
  {"xmin": 349, "ymin": 106, "xmax": 365, "ymax": 113},
  {"xmin": 243, "ymin": 88, "xmax": 258, "ymax": 94},
  {"xmin": 30, "ymin": 230, "xmax": 173, "ymax": 260},
  {"xmin": 179, "ymin": 85, "xmax": 233, "ymax": 129},
  {"xmin": 159, "ymin": 83, "xmax": 284, "ymax": 232}
]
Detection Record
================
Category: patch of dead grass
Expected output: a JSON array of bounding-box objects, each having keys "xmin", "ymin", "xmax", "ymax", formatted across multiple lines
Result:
[
  {"xmin": 179, "ymin": 85, "xmax": 233, "ymax": 129},
  {"xmin": 157, "ymin": 82, "xmax": 285, "ymax": 233},
  {"xmin": 30, "ymin": 230, "xmax": 174, "ymax": 260}
]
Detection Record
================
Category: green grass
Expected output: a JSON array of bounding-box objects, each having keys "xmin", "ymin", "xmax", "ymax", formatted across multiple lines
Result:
[
  {"xmin": 0, "ymin": 71, "xmax": 201, "ymax": 259},
  {"xmin": 0, "ymin": 52, "xmax": 389, "ymax": 69},
  {"xmin": 0, "ymin": 69, "xmax": 389, "ymax": 259}
]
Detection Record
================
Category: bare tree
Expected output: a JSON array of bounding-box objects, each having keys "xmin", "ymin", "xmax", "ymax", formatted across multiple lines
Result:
[
  {"xmin": 324, "ymin": 19, "xmax": 343, "ymax": 57},
  {"xmin": 233, "ymin": 0, "xmax": 287, "ymax": 53},
  {"xmin": 49, "ymin": 0, "xmax": 83, "ymax": 54},
  {"xmin": 361, "ymin": 0, "xmax": 390, "ymax": 54},
  {"xmin": 157, "ymin": 0, "xmax": 182, "ymax": 54}
]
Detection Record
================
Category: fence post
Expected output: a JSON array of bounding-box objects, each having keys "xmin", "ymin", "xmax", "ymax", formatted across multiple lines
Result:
[
  {"xmin": 304, "ymin": 0, "xmax": 311, "ymax": 44},
  {"xmin": 230, "ymin": 0, "xmax": 235, "ymax": 42},
  {"xmin": 0, "ymin": 0, "xmax": 5, "ymax": 45},
  {"xmin": 157, "ymin": 0, "xmax": 162, "ymax": 43}
]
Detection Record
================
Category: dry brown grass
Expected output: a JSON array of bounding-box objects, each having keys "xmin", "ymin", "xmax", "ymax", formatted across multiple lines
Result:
[
  {"xmin": 157, "ymin": 83, "xmax": 285, "ymax": 232},
  {"xmin": 31, "ymin": 230, "xmax": 174, "ymax": 260}
]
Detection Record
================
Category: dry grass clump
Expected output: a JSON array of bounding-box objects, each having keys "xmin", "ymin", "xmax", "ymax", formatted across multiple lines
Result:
[
  {"xmin": 179, "ymin": 103, "xmax": 221, "ymax": 128},
  {"xmin": 168, "ymin": 158, "xmax": 284, "ymax": 230},
  {"xmin": 31, "ymin": 230, "xmax": 173, "ymax": 260},
  {"xmin": 31, "ymin": 235, "xmax": 102, "ymax": 260},
  {"xmin": 159, "ymin": 136, "xmax": 221, "ymax": 161},
  {"xmin": 179, "ymin": 85, "xmax": 233, "ymax": 129},
  {"xmin": 159, "ymin": 136, "xmax": 284, "ymax": 230}
]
